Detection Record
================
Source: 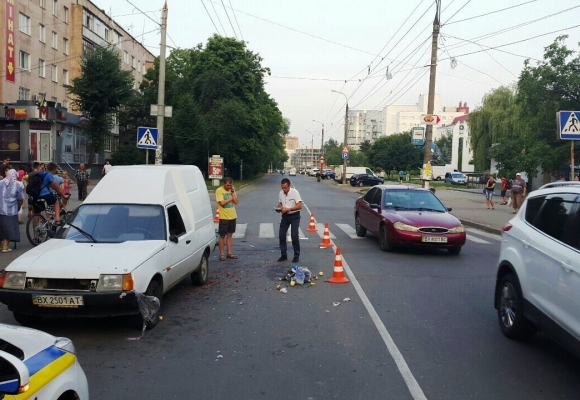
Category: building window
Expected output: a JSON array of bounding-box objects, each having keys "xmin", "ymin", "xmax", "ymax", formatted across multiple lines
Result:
[
  {"xmin": 19, "ymin": 13, "xmax": 31, "ymax": 35},
  {"xmin": 19, "ymin": 51, "xmax": 31, "ymax": 71},
  {"xmin": 39, "ymin": 0, "xmax": 45, "ymax": 8},
  {"xmin": 104, "ymin": 28, "xmax": 110, "ymax": 42},
  {"xmin": 63, "ymin": 69, "xmax": 69, "ymax": 84},
  {"xmin": 39, "ymin": 24, "xmax": 46, "ymax": 42},
  {"xmin": 131, "ymin": 56, "xmax": 135, "ymax": 69},
  {"xmin": 52, "ymin": 0, "xmax": 57, "ymax": 16},
  {"xmin": 63, "ymin": 38, "xmax": 69, "ymax": 54},
  {"xmin": 124, "ymin": 51, "xmax": 128, "ymax": 64},
  {"xmin": 52, "ymin": 32, "xmax": 58, "ymax": 49},
  {"xmin": 63, "ymin": 100, "xmax": 68, "ymax": 109},
  {"xmin": 38, "ymin": 59, "xmax": 45, "ymax": 77},
  {"xmin": 18, "ymin": 87, "xmax": 31, "ymax": 100},
  {"xmin": 64, "ymin": 6, "xmax": 69, "ymax": 23},
  {"xmin": 51, "ymin": 64, "xmax": 58, "ymax": 82}
]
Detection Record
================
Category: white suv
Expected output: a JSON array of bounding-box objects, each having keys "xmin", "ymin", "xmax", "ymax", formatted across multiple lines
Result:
[{"xmin": 494, "ymin": 181, "xmax": 580, "ymax": 357}]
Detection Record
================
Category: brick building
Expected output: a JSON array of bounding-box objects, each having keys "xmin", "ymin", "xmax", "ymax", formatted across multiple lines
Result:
[{"xmin": 0, "ymin": 0, "xmax": 154, "ymax": 169}]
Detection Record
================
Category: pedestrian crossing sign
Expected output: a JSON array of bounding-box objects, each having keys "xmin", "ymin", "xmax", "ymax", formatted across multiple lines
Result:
[
  {"xmin": 137, "ymin": 127, "xmax": 159, "ymax": 149},
  {"xmin": 558, "ymin": 111, "xmax": 580, "ymax": 140}
]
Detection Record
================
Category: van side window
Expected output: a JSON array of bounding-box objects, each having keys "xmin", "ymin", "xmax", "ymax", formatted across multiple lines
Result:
[
  {"xmin": 167, "ymin": 205, "xmax": 186, "ymax": 237},
  {"xmin": 366, "ymin": 168, "xmax": 373, "ymax": 175}
]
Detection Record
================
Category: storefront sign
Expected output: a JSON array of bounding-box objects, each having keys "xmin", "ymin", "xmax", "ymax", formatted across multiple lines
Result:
[
  {"xmin": 4, "ymin": 107, "xmax": 27, "ymax": 118},
  {"xmin": 5, "ymin": 0, "xmax": 15, "ymax": 82},
  {"xmin": 208, "ymin": 156, "xmax": 224, "ymax": 179}
]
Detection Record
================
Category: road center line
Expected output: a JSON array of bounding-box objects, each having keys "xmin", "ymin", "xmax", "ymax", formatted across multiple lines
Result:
[{"xmin": 303, "ymin": 204, "xmax": 427, "ymax": 400}]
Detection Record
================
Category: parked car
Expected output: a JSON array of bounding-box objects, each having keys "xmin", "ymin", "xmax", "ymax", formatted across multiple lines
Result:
[
  {"xmin": 354, "ymin": 185, "xmax": 466, "ymax": 254},
  {"xmin": 321, "ymin": 169, "xmax": 335, "ymax": 180},
  {"xmin": 0, "ymin": 165, "xmax": 216, "ymax": 330},
  {"xmin": 494, "ymin": 181, "xmax": 580, "ymax": 358},
  {"xmin": 0, "ymin": 323, "xmax": 89, "ymax": 399},
  {"xmin": 335, "ymin": 166, "xmax": 376, "ymax": 183},
  {"xmin": 350, "ymin": 173, "xmax": 384, "ymax": 187},
  {"xmin": 289, "ymin": 168, "xmax": 297, "ymax": 176},
  {"xmin": 444, "ymin": 172, "xmax": 467, "ymax": 185}
]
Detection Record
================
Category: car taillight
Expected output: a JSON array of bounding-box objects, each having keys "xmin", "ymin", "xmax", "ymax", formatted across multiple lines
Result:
[{"xmin": 501, "ymin": 223, "xmax": 512, "ymax": 236}]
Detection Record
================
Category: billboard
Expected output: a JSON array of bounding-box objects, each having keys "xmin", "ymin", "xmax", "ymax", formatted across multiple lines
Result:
[{"xmin": 208, "ymin": 156, "xmax": 224, "ymax": 179}]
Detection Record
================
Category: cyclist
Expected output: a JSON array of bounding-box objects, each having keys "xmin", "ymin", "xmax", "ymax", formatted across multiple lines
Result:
[{"xmin": 31, "ymin": 162, "xmax": 69, "ymax": 227}]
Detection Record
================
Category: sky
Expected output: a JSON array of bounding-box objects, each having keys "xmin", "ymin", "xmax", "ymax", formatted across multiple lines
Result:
[{"xmin": 93, "ymin": 0, "xmax": 580, "ymax": 148}]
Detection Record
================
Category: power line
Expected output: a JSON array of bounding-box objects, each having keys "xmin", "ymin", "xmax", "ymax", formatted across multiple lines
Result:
[
  {"xmin": 228, "ymin": 0, "xmax": 244, "ymax": 41},
  {"xmin": 209, "ymin": 0, "xmax": 227, "ymax": 36},
  {"xmin": 125, "ymin": 0, "xmax": 159, "ymax": 26},
  {"xmin": 200, "ymin": 0, "xmax": 221, "ymax": 35},
  {"xmin": 442, "ymin": 0, "xmax": 473, "ymax": 25},
  {"xmin": 220, "ymin": 0, "xmax": 238, "ymax": 39},
  {"xmin": 444, "ymin": 0, "xmax": 538, "ymax": 25}
]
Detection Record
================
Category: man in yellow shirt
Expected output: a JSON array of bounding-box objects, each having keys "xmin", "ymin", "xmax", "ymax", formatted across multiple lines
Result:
[{"xmin": 215, "ymin": 177, "xmax": 239, "ymax": 261}]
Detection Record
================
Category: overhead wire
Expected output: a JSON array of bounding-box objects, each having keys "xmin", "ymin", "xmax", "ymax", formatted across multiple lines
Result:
[
  {"xmin": 444, "ymin": 0, "xmax": 538, "ymax": 25},
  {"xmin": 442, "ymin": 0, "xmax": 473, "ymax": 25},
  {"xmin": 220, "ymin": 0, "xmax": 238, "ymax": 39},
  {"xmin": 209, "ymin": 0, "xmax": 227, "ymax": 36},
  {"xmin": 228, "ymin": 0, "xmax": 244, "ymax": 41},
  {"xmin": 200, "ymin": 0, "xmax": 222, "ymax": 35}
]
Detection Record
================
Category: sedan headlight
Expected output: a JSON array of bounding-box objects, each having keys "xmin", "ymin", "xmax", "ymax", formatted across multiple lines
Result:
[
  {"xmin": 98, "ymin": 275, "xmax": 124, "ymax": 292},
  {"xmin": 2, "ymin": 272, "xmax": 26, "ymax": 290},
  {"xmin": 448, "ymin": 225, "xmax": 465, "ymax": 233},
  {"xmin": 393, "ymin": 222, "xmax": 420, "ymax": 232}
]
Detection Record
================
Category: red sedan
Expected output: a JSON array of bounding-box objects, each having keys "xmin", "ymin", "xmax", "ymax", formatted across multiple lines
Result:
[{"xmin": 354, "ymin": 185, "xmax": 466, "ymax": 254}]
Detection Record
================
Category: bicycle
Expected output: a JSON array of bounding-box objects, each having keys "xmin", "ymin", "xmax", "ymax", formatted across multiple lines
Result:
[{"xmin": 26, "ymin": 198, "xmax": 73, "ymax": 246}]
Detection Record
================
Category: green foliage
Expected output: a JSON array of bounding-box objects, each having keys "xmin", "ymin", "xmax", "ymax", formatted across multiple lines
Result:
[
  {"xmin": 64, "ymin": 46, "xmax": 134, "ymax": 167},
  {"xmin": 368, "ymin": 133, "xmax": 423, "ymax": 172},
  {"xmin": 434, "ymin": 133, "xmax": 452, "ymax": 166},
  {"xmin": 110, "ymin": 145, "xmax": 147, "ymax": 165}
]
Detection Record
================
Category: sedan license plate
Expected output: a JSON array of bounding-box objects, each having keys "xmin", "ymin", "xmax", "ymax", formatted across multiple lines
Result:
[
  {"xmin": 422, "ymin": 236, "xmax": 448, "ymax": 243},
  {"xmin": 33, "ymin": 295, "xmax": 84, "ymax": 308}
]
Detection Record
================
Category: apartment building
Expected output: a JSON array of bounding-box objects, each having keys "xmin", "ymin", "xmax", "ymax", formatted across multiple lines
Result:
[
  {"xmin": 346, "ymin": 109, "xmax": 383, "ymax": 150},
  {"xmin": 0, "ymin": 0, "xmax": 154, "ymax": 167}
]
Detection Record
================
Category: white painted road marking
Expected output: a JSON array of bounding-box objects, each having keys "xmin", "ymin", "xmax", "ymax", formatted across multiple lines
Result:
[
  {"xmin": 259, "ymin": 223, "xmax": 275, "ymax": 239},
  {"xmin": 335, "ymin": 223, "xmax": 364, "ymax": 239},
  {"xmin": 315, "ymin": 223, "xmax": 336, "ymax": 239},
  {"xmin": 466, "ymin": 234, "xmax": 492, "ymax": 244},
  {"xmin": 466, "ymin": 228, "xmax": 501, "ymax": 241},
  {"xmin": 232, "ymin": 223, "xmax": 247, "ymax": 239}
]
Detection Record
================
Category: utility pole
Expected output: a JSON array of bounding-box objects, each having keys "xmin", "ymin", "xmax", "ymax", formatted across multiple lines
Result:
[
  {"xmin": 313, "ymin": 120, "xmax": 324, "ymax": 172},
  {"xmin": 422, "ymin": 0, "xmax": 441, "ymax": 187},
  {"xmin": 155, "ymin": 1, "xmax": 168, "ymax": 165},
  {"xmin": 342, "ymin": 102, "xmax": 349, "ymax": 184}
]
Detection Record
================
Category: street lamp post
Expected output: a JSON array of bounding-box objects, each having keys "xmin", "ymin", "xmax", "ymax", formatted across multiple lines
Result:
[
  {"xmin": 332, "ymin": 90, "xmax": 349, "ymax": 184},
  {"xmin": 313, "ymin": 119, "xmax": 324, "ymax": 172},
  {"xmin": 305, "ymin": 130, "xmax": 314, "ymax": 169}
]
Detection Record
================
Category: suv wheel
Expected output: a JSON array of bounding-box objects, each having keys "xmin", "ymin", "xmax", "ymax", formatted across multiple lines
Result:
[
  {"xmin": 358, "ymin": 181, "xmax": 364, "ymax": 187},
  {"xmin": 497, "ymin": 273, "xmax": 536, "ymax": 340}
]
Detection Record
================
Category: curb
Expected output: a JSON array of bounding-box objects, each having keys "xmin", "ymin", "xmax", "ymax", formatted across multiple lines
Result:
[{"xmin": 459, "ymin": 219, "xmax": 502, "ymax": 236}]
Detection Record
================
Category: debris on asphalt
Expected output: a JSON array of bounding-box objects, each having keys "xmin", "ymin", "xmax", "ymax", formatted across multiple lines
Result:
[
  {"xmin": 319, "ymin": 271, "xmax": 324, "ymax": 276},
  {"xmin": 343, "ymin": 298, "xmax": 351, "ymax": 302},
  {"xmin": 280, "ymin": 288, "xmax": 288, "ymax": 294},
  {"xmin": 333, "ymin": 302, "xmax": 340, "ymax": 307}
]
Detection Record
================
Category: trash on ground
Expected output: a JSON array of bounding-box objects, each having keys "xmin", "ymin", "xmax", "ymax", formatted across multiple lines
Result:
[
  {"xmin": 343, "ymin": 298, "xmax": 351, "ymax": 302},
  {"xmin": 319, "ymin": 271, "xmax": 324, "ymax": 276},
  {"xmin": 333, "ymin": 302, "xmax": 341, "ymax": 307},
  {"xmin": 280, "ymin": 288, "xmax": 288, "ymax": 294}
]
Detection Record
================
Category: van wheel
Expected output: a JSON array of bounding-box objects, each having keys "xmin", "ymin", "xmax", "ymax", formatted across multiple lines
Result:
[
  {"xmin": 192, "ymin": 253, "xmax": 209, "ymax": 286},
  {"xmin": 355, "ymin": 214, "xmax": 367, "ymax": 237},
  {"xmin": 134, "ymin": 280, "xmax": 162, "ymax": 330},
  {"xmin": 13, "ymin": 312, "xmax": 38, "ymax": 327}
]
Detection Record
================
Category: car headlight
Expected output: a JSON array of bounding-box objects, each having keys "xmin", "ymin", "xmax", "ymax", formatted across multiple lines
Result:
[
  {"xmin": 97, "ymin": 274, "xmax": 134, "ymax": 292},
  {"xmin": 448, "ymin": 225, "xmax": 465, "ymax": 233},
  {"xmin": 393, "ymin": 222, "xmax": 419, "ymax": 232},
  {"xmin": 2, "ymin": 272, "xmax": 26, "ymax": 290}
]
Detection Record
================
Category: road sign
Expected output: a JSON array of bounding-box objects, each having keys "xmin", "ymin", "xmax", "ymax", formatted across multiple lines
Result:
[
  {"xmin": 137, "ymin": 127, "xmax": 158, "ymax": 150},
  {"xmin": 558, "ymin": 111, "xmax": 580, "ymax": 140},
  {"xmin": 411, "ymin": 126, "xmax": 425, "ymax": 146},
  {"xmin": 342, "ymin": 152, "xmax": 349, "ymax": 160},
  {"xmin": 422, "ymin": 115, "xmax": 441, "ymax": 125},
  {"xmin": 342, "ymin": 146, "xmax": 349, "ymax": 153},
  {"xmin": 208, "ymin": 156, "xmax": 224, "ymax": 179}
]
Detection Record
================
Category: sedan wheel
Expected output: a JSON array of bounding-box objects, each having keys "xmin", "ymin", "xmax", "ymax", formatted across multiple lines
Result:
[
  {"xmin": 355, "ymin": 214, "xmax": 367, "ymax": 237},
  {"xmin": 379, "ymin": 225, "xmax": 392, "ymax": 252},
  {"xmin": 497, "ymin": 274, "xmax": 535, "ymax": 340},
  {"xmin": 358, "ymin": 181, "xmax": 364, "ymax": 187}
]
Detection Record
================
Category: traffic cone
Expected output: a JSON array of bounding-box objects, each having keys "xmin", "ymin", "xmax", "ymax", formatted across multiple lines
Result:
[
  {"xmin": 307, "ymin": 213, "xmax": 317, "ymax": 232},
  {"xmin": 319, "ymin": 223, "xmax": 333, "ymax": 248},
  {"xmin": 213, "ymin": 209, "xmax": 220, "ymax": 223},
  {"xmin": 328, "ymin": 248, "xmax": 349, "ymax": 284}
]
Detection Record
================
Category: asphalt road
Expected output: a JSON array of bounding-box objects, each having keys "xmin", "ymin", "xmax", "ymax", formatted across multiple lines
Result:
[{"xmin": 0, "ymin": 173, "xmax": 578, "ymax": 399}]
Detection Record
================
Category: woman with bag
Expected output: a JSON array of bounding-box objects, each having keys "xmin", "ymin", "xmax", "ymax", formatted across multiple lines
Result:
[{"xmin": 485, "ymin": 175, "xmax": 496, "ymax": 210}]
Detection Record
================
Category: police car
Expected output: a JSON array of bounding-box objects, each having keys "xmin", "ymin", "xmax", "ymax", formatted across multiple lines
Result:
[{"xmin": 0, "ymin": 323, "xmax": 88, "ymax": 399}]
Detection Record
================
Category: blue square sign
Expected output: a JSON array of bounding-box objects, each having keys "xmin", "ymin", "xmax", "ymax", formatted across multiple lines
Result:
[
  {"xmin": 137, "ymin": 127, "xmax": 159, "ymax": 149},
  {"xmin": 558, "ymin": 111, "xmax": 580, "ymax": 140}
]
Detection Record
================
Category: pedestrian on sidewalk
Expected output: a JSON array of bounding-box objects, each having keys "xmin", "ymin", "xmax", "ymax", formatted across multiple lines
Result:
[
  {"xmin": 399, "ymin": 170, "xmax": 404, "ymax": 184},
  {"xmin": 510, "ymin": 173, "xmax": 526, "ymax": 214},
  {"xmin": 575, "ymin": 175, "xmax": 579, "ymax": 181},
  {"xmin": 485, "ymin": 174, "xmax": 496, "ymax": 210},
  {"xmin": 74, "ymin": 164, "xmax": 90, "ymax": 201},
  {"xmin": 277, "ymin": 178, "xmax": 303, "ymax": 263},
  {"xmin": 0, "ymin": 169, "xmax": 24, "ymax": 252},
  {"xmin": 215, "ymin": 177, "xmax": 239, "ymax": 261},
  {"xmin": 500, "ymin": 175, "xmax": 508, "ymax": 205},
  {"xmin": 102, "ymin": 160, "xmax": 112, "ymax": 176}
]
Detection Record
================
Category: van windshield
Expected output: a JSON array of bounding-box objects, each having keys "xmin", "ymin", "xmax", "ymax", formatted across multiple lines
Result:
[{"xmin": 60, "ymin": 204, "xmax": 166, "ymax": 243}]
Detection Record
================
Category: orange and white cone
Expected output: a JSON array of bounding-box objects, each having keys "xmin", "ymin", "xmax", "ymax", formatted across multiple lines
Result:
[
  {"xmin": 307, "ymin": 213, "xmax": 317, "ymax": 232},
  {"xmin": 328, "ymin": 248, "xmax": 349, "ymax": 284},
  {"xmin": 213, "ymin": 209, "xmax": 220, "ymax": 223},
  {"xmin": 319, "ymin": 223, "xmax": 333, "ymax": 248}
]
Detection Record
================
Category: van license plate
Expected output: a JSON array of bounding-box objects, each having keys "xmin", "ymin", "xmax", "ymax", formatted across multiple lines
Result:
[
  {"xmin": 422, "ymin": 236, "xmax": 447, "ymax": 243},
  {"xmin": 33, "ymin": 295, "xmax": 84, "ymax": 308}
]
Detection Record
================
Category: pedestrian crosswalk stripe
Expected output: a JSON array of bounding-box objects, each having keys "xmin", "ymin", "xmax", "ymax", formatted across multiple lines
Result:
[
  {"xmin": 315, "ymin": 223, "xmax": 336, "ymax": 239},
  {"xmin": 232, "ymin": 224, "xmax": 247, "ymax": 239},
  {"xmin": 287, "ymin": 228, "xmax": 307, "ymax": 241},
  {"xmin": 466, "ymin": 234, "xmax": 491, "ymax": 244},
  {"xmin": 465, "ymin": 228, "xmax": 500, "ymax": 241},
  {"xmin": 335, "ymin": 223, "xmax": 364, "ymax": 239},
  {"xmin": 259, "ymin": 223, "xmax": 275, "ymax": 239}
]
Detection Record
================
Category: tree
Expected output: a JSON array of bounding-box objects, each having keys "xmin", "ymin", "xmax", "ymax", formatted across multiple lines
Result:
[
  {"xmin": 65, "ymin": 46, "xmax": 134, "ymax": 167},
  {"xmin": 368, "ymin": 133, "xmax": 422, "ymax": 175}
]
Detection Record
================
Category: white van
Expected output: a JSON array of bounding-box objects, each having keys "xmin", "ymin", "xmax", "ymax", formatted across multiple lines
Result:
[
  {"xmin": 289, "ymin": 167, "xmax": 297, "ymax": 176},
  {"xmin": 335, "ymin": 166, "xmax": 376, "ymax": 182},
  {"xmin": 0, "ymin": 165, "xmax": 216, "ymax": 330}
]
